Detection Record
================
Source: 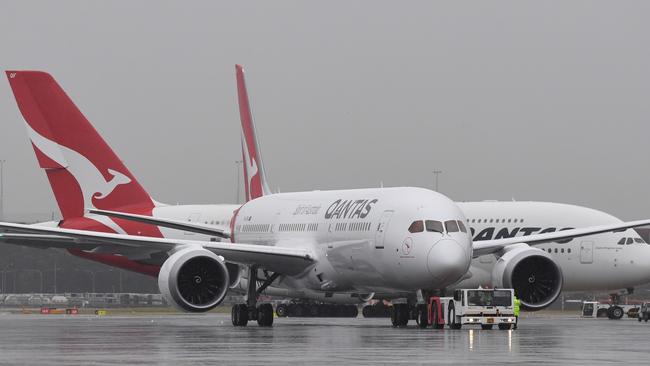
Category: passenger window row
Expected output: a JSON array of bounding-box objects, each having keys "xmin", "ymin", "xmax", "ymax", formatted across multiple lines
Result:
[
  {"xmin": 333, "ymin": 222, "xmax": 372, "ymax": 232},
  {"xmin": 279, "ymin": 223, "xmax": 308, "ymax": 232},
  {"xmin": 240, "ymin": 224, "xmax": 271, "ymax": 233},
  {"xmin": 408, "ymin": 220, "xmax": 467, "ymax": 234},
  {"xmin": 469, "ymin": 218, "xmax": 524, "ymax": 224}
]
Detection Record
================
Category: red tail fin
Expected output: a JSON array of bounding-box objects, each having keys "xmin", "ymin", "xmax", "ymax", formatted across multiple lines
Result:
[
  {"xmin": 5, "ymin": 71, "xmax": 155, "ymax": 219},
  {"xmin": 236, "ymin": 65, "xmax": 271, "ymax": 202}
]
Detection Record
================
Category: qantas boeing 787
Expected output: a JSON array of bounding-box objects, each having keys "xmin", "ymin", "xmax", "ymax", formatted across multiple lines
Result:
[{"xmin": 2, "ymin": 68, "xmax": 650, "ymax": 327}]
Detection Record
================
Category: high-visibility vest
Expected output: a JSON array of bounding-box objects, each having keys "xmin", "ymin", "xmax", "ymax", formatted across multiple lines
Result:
[{"xmin": 514, "ymin": 297, "xmax": 521, "ymax": 316}]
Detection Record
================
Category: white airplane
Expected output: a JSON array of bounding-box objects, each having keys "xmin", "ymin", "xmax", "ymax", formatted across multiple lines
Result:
[
  {"xmin": 3, "ymin": 69, "xmax": 650, "ymax": 327},
  {"xmin": 456, "ymin": 201, "xmax": 650, "ymax": 310}
]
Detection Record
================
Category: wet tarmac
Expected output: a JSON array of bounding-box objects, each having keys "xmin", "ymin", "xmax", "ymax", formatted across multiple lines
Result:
[{"xmin": 0, "ymin": 311, "xmax": 647, "ymax": 365}]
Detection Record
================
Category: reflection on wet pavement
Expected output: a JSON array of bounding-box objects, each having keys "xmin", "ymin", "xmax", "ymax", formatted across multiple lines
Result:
[{"xmin": 0, "ymin": 312, "xmax": 646, "ymax": 365}]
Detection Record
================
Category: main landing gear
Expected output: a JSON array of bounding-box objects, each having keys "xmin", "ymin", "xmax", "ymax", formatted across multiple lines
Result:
[{"xmin": 232, "ymin": 266, "xmax": 280, "ymax": 327}]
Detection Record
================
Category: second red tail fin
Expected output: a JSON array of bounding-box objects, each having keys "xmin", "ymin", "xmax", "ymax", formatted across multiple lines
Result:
[{"xmin": 236, "ymin": 65, "xmax": 271, "ymax": 202}]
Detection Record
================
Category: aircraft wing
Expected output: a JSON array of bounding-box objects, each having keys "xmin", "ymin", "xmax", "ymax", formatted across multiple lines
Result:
[
  {"xmin": 0, "ymin": 222, "xmax": 314, "ymax": 275},
  {"xmin": 0, "ymin": 233, "xmax": 99, "ymax": 250},
  {"xmin": 472, "ymin": 218, "xmax": 650, "ymax": 257},
  {"xmin": 88, "ymin": 209, "xmax": 230, "ymax": 239}
]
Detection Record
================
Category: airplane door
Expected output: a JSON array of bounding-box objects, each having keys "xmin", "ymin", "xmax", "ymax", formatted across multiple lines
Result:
[
  {"xmin": 375, "ymin": 210, "xmax": 394, "ymax": 249},
  {"xmin": 579, "ymin": 241, "xmax": 594, "ymax": 264}
]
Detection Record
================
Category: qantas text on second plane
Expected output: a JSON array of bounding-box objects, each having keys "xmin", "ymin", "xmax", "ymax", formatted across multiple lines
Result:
[{"xmin": 2, "ymin": 68, "xmax": 650, "ymax": 327}]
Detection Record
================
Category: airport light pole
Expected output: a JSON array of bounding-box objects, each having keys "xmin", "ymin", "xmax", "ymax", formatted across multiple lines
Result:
[{"xmin": 433, "ymin": 170, "xmax": 442, "ymax": 192}]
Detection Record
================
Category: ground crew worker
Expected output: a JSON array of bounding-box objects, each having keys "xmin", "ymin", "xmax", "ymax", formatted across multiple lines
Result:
[{"xmin": 513, "ymin": 296, "xmax": 521, "ymax": 329}]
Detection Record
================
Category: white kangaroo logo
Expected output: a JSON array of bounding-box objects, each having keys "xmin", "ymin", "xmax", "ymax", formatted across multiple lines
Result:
[
  {"xmin": 93, "ymin": 169, "xmax": 132, "ymax": 199},
  {"xmin": 241, "ymin": 135, "xmax": 258, "ymax": 197},
  {"xmin": 26, "ymin": 123, "xmax": 132, "ymax": 233}
]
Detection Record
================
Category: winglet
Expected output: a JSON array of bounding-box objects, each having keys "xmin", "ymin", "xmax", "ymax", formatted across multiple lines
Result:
[{"xmin": 236, "ymin": 65, "xmax": 271, "ymax": 202}]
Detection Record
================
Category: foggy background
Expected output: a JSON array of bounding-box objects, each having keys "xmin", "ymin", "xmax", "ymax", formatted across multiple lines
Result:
[{"xmin": 0, "ymin": 1, "xmax": 649, "ymax": 294}]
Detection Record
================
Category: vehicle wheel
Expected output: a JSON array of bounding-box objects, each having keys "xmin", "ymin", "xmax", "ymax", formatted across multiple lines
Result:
[
  {"xmin": 448, "ymin": 302, "xmax": 461, "ymax": 330},
  {"xmin": 231, "ymin": 304, "xmax": 248, "ymax": 326},
  {"xmin": 276, "ymin": 304, "xmax": 288, "ymax": 317},
  {"xmin": 608, "ymin": 306, "xmax": 624, "ymax": 320},
  {"xmin": 257, "ymin": 303, "xmax": 274, "ymax": 327},
  {"xmin": 481, "ymin": 324, "xmax": 493, "ymax": 330},
  {"xmin": 416, "ymin": 304, "xmax": 428, "ymax": 328},
  {"xmin": 498, "ymin": 323, "xmax": 512, "ymax": 330},
  {"xmin": 639, "ymin": 316, "xmax": 642, "ymax": 322}
]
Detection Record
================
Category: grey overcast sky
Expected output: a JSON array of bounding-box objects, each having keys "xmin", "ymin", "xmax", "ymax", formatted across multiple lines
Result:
[{"xmin": 1, "ymin": 1, "xmax": 649, "ymax": 221}]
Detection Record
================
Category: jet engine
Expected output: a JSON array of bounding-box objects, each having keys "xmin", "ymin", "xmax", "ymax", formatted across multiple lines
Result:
[
  {"xmin": 491, "ymin": 244, "xmax": 563, "ymax": 310},
  {"xmin": 158, "ymin": 247, "xmax": 230, "ymax": 312},
  {"xmin": 226, "ymin": 263, "xmax": 242, "ymax": 289}
]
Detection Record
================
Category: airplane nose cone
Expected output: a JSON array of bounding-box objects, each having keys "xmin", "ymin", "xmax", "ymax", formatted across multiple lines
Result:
[{"xmin": 427, "ymin": 239, "xmax": 468, "ymax": 285}]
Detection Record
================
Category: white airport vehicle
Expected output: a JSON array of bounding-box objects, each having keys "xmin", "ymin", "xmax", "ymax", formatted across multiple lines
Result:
[
  {"xmin": 580, "ymin": 301, "xmax": 638, "ymax": 319},
  {"xmin": 418, "ymin": 289, "xmax": 516, "ymax": 330},
  {"xmin": 4, "ymin": 68, "xmax": 650, "ymax": 328}
]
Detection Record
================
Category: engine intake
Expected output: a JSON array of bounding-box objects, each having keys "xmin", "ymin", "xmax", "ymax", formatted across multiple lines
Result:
[
  {"xmin": 491, "ymin": 244, "xmax": 563, "ymax": 311},
  {"xmin": 158, "ymin": 247, "xmax": 230, "ymax": 312}
]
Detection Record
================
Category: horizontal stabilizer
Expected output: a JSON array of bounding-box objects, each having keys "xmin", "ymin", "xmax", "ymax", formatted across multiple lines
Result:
[{"xmin": 89, "ymin": 209, "xmax": 230, "ymax": 239}]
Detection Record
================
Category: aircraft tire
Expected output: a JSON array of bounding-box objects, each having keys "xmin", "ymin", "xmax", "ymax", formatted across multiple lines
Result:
[
  {"xmin": 257, "ymin": 303, "xmax": 274, "ymax": 327},
  {"xmin": 276, "ymin": 304, "xmax": 288, "ymax": 317},
  {"xmin": 232, "ymin": 304, "xmax": 249, "ymax": 326},
  {"xmin": 416, "ymin": 304, "xmax": 428, "ymax": 328},
  {"xmin": 448, "ymin": 302, "xmax": 461, "ymax": 330},
  {"xmin": 390, "ymin": 304, "xmax": 409, "ymax": 327}
]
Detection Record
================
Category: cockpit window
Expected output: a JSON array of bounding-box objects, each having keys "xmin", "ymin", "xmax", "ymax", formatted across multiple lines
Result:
[
  {"xmin": 457, "ymin": 221, "xmax": 467, "ymax": 233},
  {"xmin": 626, "ymin": 237, "xmax": 634, "ymax": 245},
  {"xmin": 425, "ymin": 220, "xmax": 444, "ymax": 233},
  {"xmin": 617, "ymin": 238, "xmax": 626, "ymax": 245},
  {"xmin": 408, "ymin": 220, "xmax": 424, "ymax": 233},
  {"xmin": 635, "ymin": 238, "xmax": 645, "ymax": 244},
  {"xmin": 445, "ymin": 220, "xmax": 460, "ymax": 233}
]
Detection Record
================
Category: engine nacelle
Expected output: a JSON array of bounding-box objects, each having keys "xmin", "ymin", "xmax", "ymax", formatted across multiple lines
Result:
[
  {"xmin": 226, "ymin": 263, "xmax": 242, "ymax": 289},
  {"xmin": 491, "ymin": 244, "xmax": 563, "ymax": 311},
  {"xmin": 158, "ymin": 247, "xmax": 230, "ymax": 312}
]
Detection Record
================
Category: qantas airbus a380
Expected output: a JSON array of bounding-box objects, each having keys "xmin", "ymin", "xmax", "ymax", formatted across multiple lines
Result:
[{"xmin": 2, "ymin": 68, "xmax": 650, "ymax": 327}]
